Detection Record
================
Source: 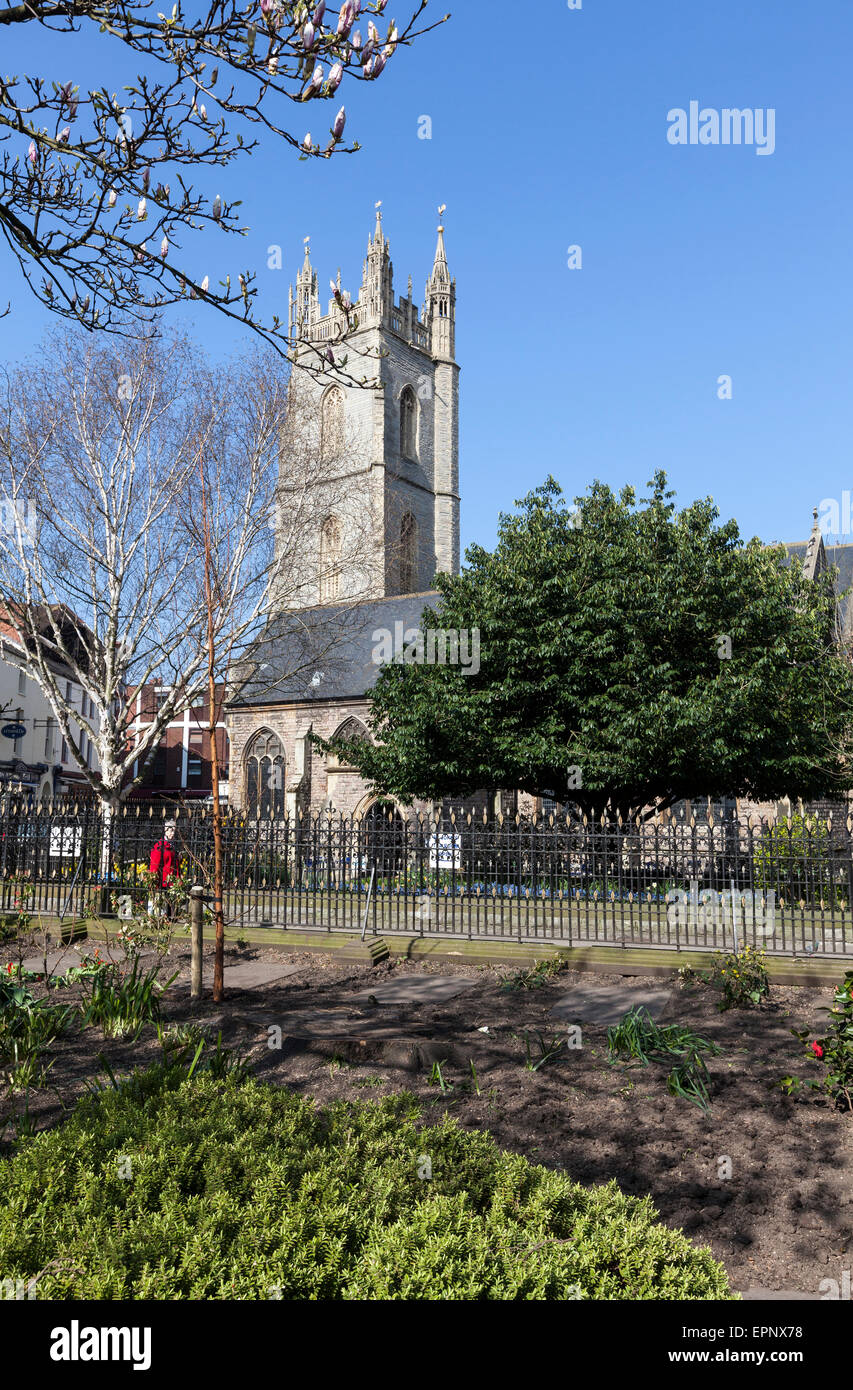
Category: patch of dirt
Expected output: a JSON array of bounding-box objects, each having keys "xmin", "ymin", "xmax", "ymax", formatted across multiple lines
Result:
[{"xmin": 2, "ymin": 937, "xmax": 851, "ymax": 1297}]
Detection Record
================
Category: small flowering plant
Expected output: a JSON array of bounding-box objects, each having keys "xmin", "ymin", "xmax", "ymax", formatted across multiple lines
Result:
[
  {"xmin": 782, "ymin": 970, "xmax": 853, "ymax": 1112},
  {"xmin": 706, "ymin": 944, "xmax": 770, "ymax": 1011}
]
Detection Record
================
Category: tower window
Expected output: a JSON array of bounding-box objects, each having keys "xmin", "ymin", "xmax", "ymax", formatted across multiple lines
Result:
[
  {"xmin": 319, "ymin": 515, "xmax": 342, "ymax": 603},
  {"xmin": 400, "ymin": 386, "xmax": 417, "ymax": 460},
  {"xmin": 320, "ymin": 386, "xmax": 344, "ymax": 460},
  {"xmin": 399, "ymin": 512, "xmax": 418, "ymax": 595}
]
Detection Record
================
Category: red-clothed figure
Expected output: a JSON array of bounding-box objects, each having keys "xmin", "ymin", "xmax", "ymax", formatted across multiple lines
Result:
[{"xmin": 149, "ymin": 822, "xmax": 178, "ymax": 886}]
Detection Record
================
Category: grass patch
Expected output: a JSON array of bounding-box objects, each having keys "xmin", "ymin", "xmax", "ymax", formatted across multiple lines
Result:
[{"xmin": 607, "ymin": 1007, "xmax": 721, "ymax": 1112}]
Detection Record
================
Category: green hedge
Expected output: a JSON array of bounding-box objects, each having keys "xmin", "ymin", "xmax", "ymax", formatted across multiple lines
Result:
[{"xmin": 0, "ymin": 1073, "xmax": 734, "ymax": 1299}]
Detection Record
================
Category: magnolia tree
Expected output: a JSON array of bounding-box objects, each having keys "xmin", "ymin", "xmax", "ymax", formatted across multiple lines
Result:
[
  {"xmin": 0, "ymin": 328, "xmax": 382, "ymax": 820},
  {"xmin": 0, "ymin": 0, "xmax": 445, "ymax": 371}
]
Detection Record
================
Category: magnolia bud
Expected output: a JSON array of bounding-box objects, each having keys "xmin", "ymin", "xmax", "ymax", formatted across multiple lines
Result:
[
  {"xmin": 313, "ymin": 2, "xmax": 325, "ymax": 25},
  {"xmin": 27, "ymin": 139, "xmax": 37, "ymax": 164},
  {"xmin": 201, "ymin": 275, "xmax": 209, "ymax": 292},
  {"xmin": 137, "ymin": 197, "xmax": 147, "ymax": 219},
  {"xmin": 328, "ymin": 61, "xmax": 344, "ymax": 90},
  {"xmin": 160, "ymin": 236, "xmax": 169, "ymax": 258},
  {"xmin": 371, "ymin": 52, "xmax": 386, "ymax": 78},
  {"xmin": 107, "ymin": 188, "xmax": 117, "ymax": 206},
  {"xmin": 302, "ymin": 132, "xmax": 312, "ymax": 151},
  {"xmin": 332, "ymin": 105, "xmax": 346, "ymax": 138},
  {"xmin": 212, "ymin": 193, "xmax": 222, "ymax": 220},
  {"xmin": 58, "ymin": 127, "xmax": 70, "ymax": 143},
  {"xmin": 302, "ymin": 21, "xmax": 315, "ymax": 49}
]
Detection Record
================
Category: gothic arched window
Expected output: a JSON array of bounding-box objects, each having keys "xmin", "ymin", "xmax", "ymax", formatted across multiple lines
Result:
[
  {"xmin": 400, "ymin": 386, "xmax": 417, "ymax": 460},
  {"xmin": 399, "ymin": 512, "xmax": 417, "ymax": 594},
  {"xmin": 245, "ymin": 729, "xmax": 285, "ymax": 817},
  {"xmin": 320, "ymin": 386, "xmax": 344, "ymax": 460},
  {"xmin": 326, "ymin": 716, "xmax": 370, "ymax": 772},
  {"xmin": 319, "ymin": 515, "xmax": 342, "ymax": 603}
]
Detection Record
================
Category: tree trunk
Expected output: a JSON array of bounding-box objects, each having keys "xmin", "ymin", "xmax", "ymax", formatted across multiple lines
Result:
[{"xmin": 208, "ymin": 654, "xmax": 225, "ymax": 1004}]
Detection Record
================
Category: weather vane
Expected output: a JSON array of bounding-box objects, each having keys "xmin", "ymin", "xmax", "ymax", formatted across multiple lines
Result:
[{"xmin": 438, "ymin": 203, "xmax": 446, "ymax": 224}]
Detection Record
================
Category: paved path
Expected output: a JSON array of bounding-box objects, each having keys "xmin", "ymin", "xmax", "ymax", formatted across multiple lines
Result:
[
  {"xmin": 191, "ymin": 961, "xmax": 302, "ymax": 990},
  {"xmin": 550, "ymin": 983, "xmax": 671, "ymax": 1026},
  {"xmin": 738, "ymin": 1287, "xmax": 824, "ymax": 1301},
  {"xmin": 350, "ymin": 975, "xmax": 477, "ymax": 1005}
]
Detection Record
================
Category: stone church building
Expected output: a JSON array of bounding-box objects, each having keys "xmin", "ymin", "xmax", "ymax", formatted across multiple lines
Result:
[
  {"xmin": 226, "ymin": 209, "xmax": 466, "ymax": 819},
  {"xmin": 225, "ymin": 210, "xmax": 853, "ymax": 828}
]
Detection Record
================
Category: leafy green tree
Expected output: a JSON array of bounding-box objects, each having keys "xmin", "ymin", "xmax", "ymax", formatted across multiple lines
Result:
[{"xmin": 322, "ymin": 473, "xmax": 853, "ymax": 820}]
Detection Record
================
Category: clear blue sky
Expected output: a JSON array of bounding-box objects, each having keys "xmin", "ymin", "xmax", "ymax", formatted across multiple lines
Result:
[{"xmin": 3, "ymin": 1, "xmax": 852, "ymax": 557}]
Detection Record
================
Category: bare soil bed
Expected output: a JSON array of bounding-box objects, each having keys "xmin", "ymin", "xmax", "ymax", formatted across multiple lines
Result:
[{"xmin": 2, "ymin": 936, "xmax": 851, "ymax": 1298}]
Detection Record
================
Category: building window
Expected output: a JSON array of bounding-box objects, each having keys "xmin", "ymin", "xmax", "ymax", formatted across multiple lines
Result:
[
  {"xmin": 399, "ymin": 512, "xmax": 417, "ymax": 594},
  {"xmin": 65, "ymin": 680, "xmax": 73, "ymax": 701},
  {"xmin": 187, "ymin": 734, "xmax": 203, "ymax": 783},
  {"xmin": 320, "ymin": 386, "xmax": 344, "ymax": 460},
  {"xmin": 400, "ymin": 386, "xmax": 417, "ymax": 459},
  {"xmin": 17, "ymin": 669, "xmax": 26, "ymax": 696},
  {"xmin": 319, "ymin": 515, "xmax": 342, "ymax": 603},
  {"xmin": 245, "ymin": 729, "xmax": 284, "ymax": 817},
  {"xmin": 44, "ymin": 717, "xmax": 55, "ymax": 760},
  {"xmin": 60, "ymin": 737, "xmax": 68, "ymax": 764},
  {"xmin": 326, "ymin": 717, "xmax": 369, "ymax": 773},
  {"xmin": 148, "ymin": 746, "xmax": 167, "ymax": 787}
]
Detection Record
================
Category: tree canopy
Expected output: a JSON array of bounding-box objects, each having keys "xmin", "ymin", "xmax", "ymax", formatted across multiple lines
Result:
[{"xmin": 323, "ymin": 473, "xmax": 853, "ymax": 819}]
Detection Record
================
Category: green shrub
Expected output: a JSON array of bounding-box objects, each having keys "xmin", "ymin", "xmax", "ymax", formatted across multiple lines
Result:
[
  {"xmin": 753, "ymin": 813, "xmax": 842, "ymax": 905},
  {"xmin": 782, "ymin": 969, "xmax": 853, "ymax": 1112},
  {"xmin": 706, "ymin": 945, "xmax": 770, "ymax": 1011},
  {"xmin": 499, "ymin": 958, "xmax": 567, "ymax": 993},
  {"xmin": 0, "ymin": 975, "xmax": 74, "ymax": 1090},
  {"xmin": 0, "ymin": 1073, "xmax": 735, "ymax": 1300}
]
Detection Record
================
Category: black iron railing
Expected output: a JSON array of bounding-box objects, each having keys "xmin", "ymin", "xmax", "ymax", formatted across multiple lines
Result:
[{"xmin": 0, "ymin": 797, "xmax": 850, "ymax": 957}]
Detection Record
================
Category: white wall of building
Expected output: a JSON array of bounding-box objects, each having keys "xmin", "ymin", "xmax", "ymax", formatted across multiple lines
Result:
[{"xmin": 0, "ymin": 637, "xmax": 101, "ymax": 795}]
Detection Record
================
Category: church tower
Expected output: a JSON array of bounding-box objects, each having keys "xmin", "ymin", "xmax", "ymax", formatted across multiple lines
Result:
[{"xmin": 280, "ymin": 206, "xmax": 461, "ymax": 607}]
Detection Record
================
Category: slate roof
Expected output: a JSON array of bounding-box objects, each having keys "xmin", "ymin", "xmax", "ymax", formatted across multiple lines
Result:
[
  {"xmin": 228, "ymin": 592, "xmax": 442, "ymax": 706},
  {"xmin": 783, "ymin": 541, "xmax": 853, "ymax": 642}
]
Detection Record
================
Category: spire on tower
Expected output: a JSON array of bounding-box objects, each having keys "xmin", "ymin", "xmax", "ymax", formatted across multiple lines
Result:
[
  {"xmin": 362, "ymin": 199, "xmax": 393, "ymax": 323},
  {"xmin": 425, "ymin": 204, "xmax": 455, "ymax": 360},
  {"xmin": 291, "ymin": 233, "xmax": 319, "ymax": 337}
]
